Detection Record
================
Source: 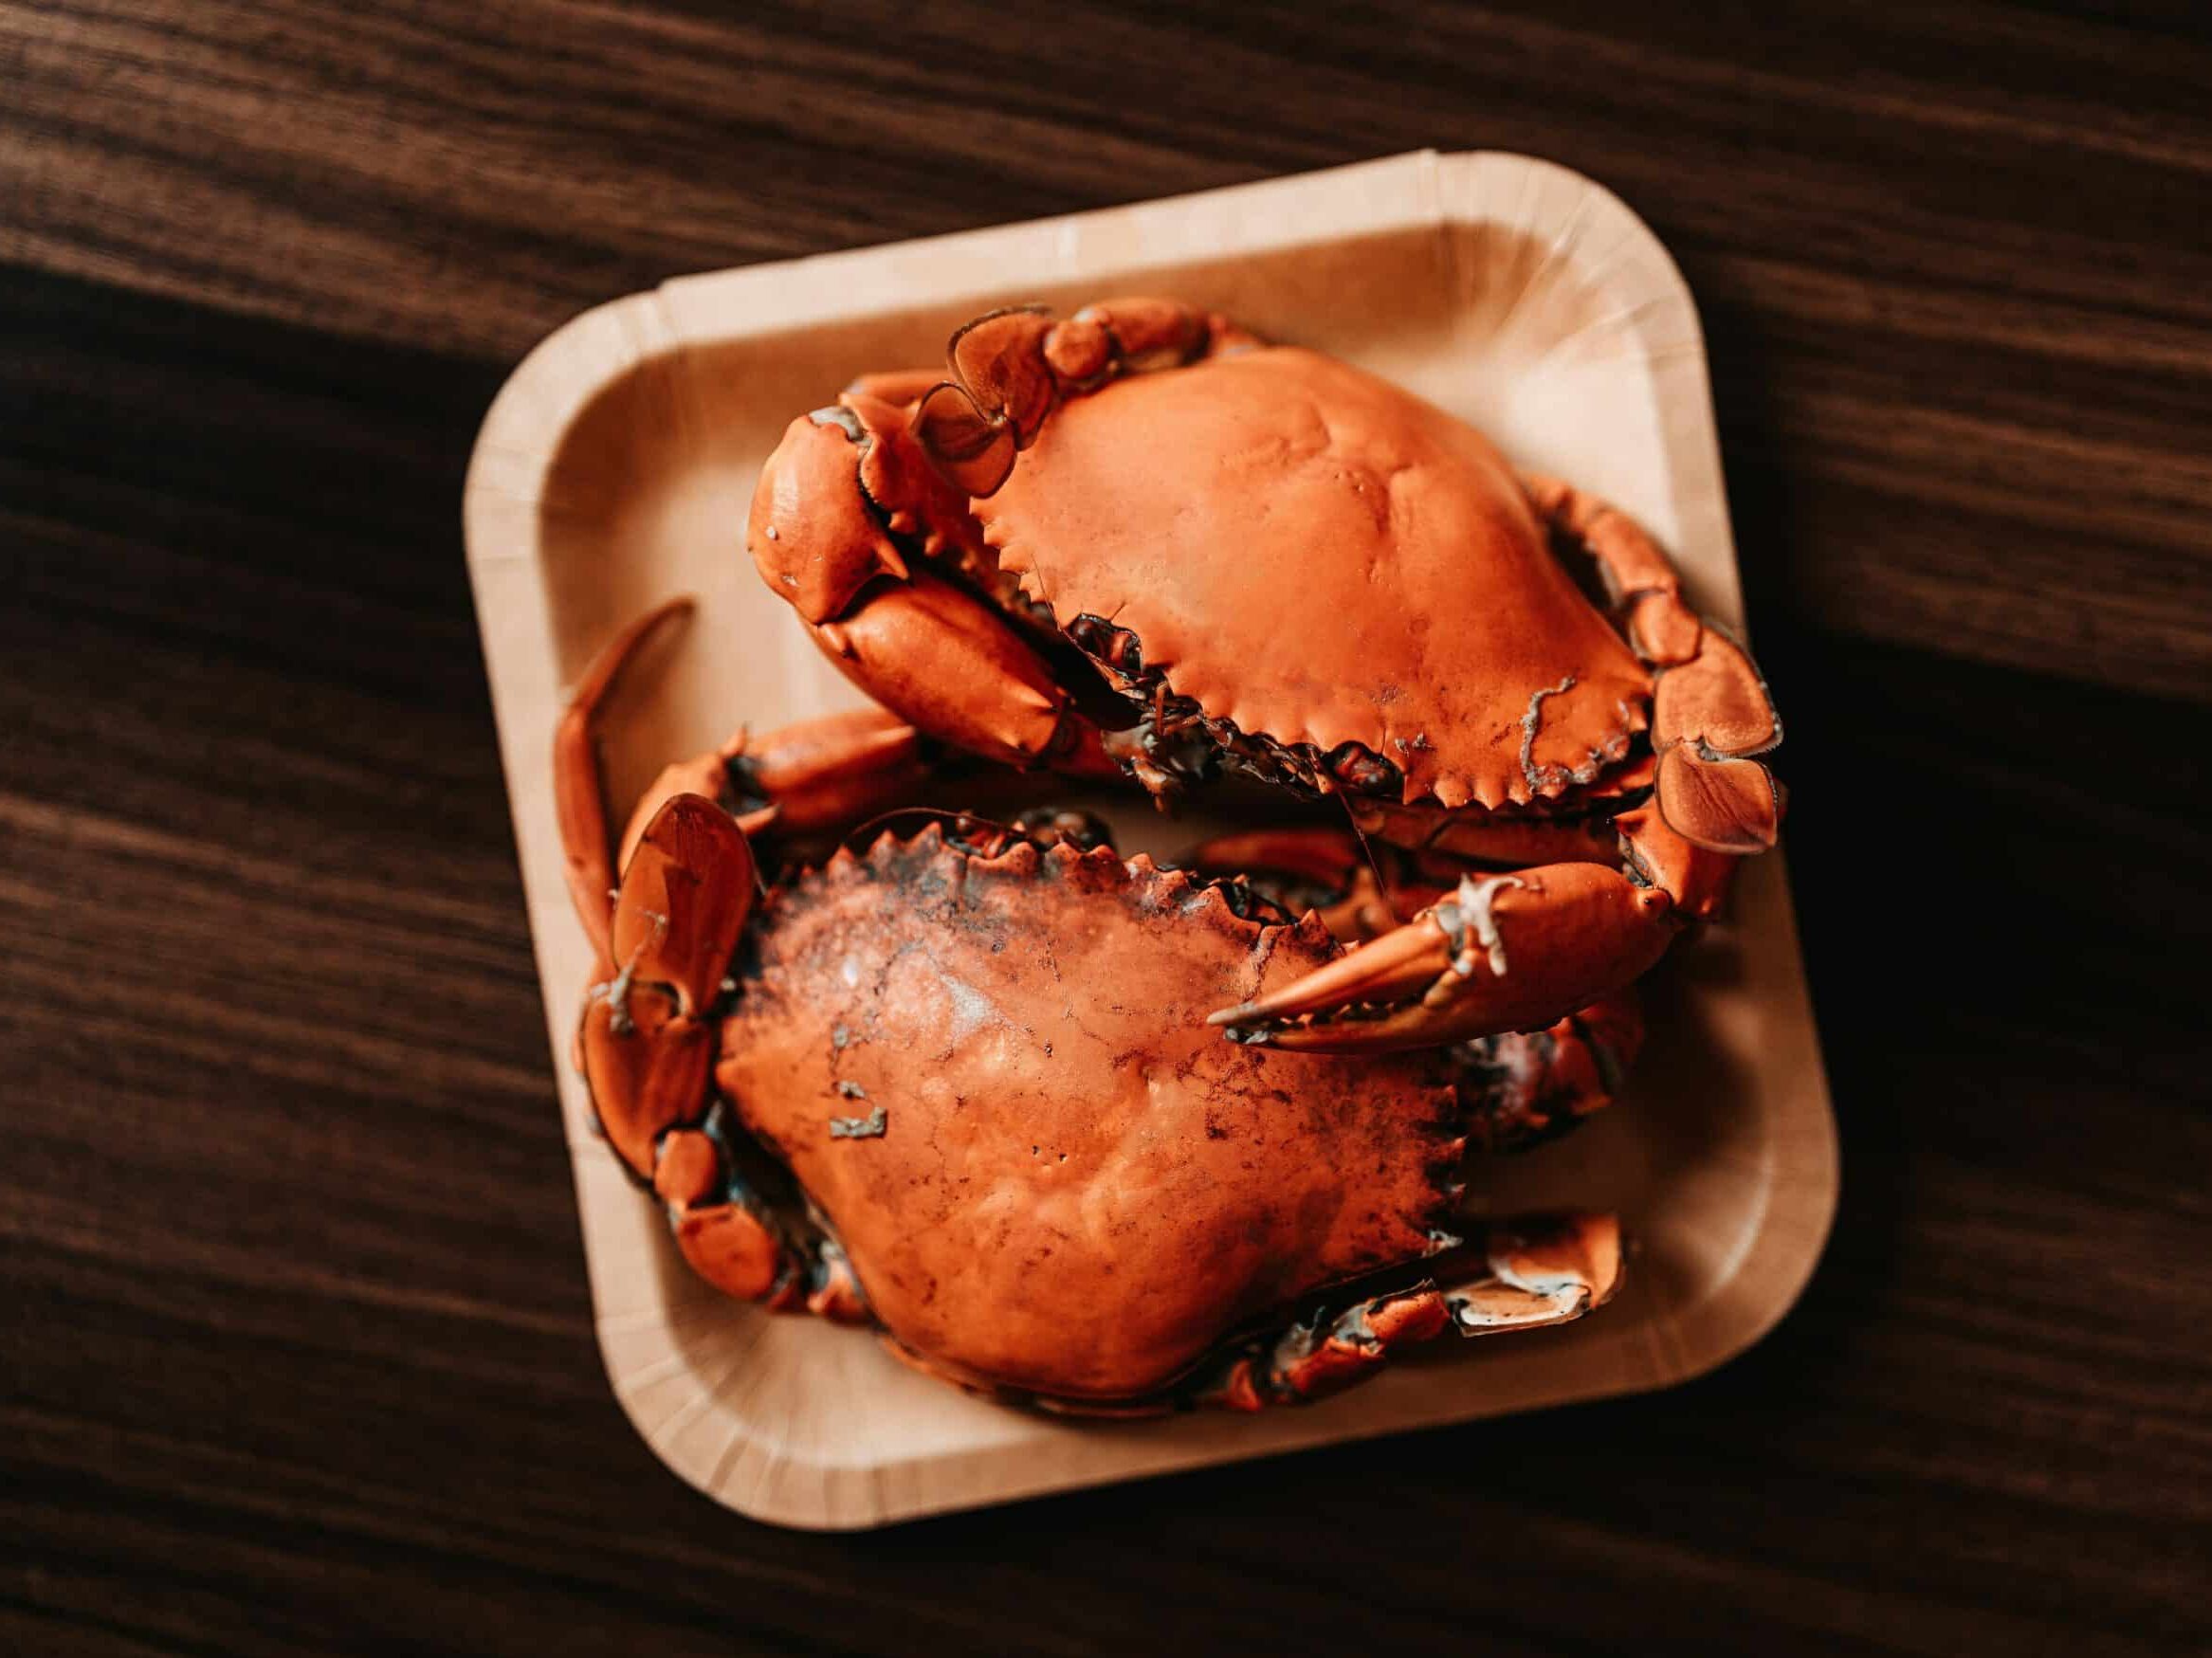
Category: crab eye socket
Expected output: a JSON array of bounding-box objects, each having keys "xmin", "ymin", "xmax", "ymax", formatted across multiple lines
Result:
[{"xmin": 913, "ymin": 381, "xmax": 1018, "ymax": 498}]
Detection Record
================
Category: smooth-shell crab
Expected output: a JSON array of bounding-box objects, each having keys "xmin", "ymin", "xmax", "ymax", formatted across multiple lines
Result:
[
  {"xmin": 554, "ymin": 297, "xmax": 1783, "ymax": 1412},
  {"xmin": 747, "ymin": 297, "xmax": 1781, "ymax": 1052}
]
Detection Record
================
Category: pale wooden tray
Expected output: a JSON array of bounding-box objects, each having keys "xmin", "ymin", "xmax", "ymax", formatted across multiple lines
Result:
[{"xmin": 463, "ymin": 150, "xmax": 1837, "ymax": 1530}]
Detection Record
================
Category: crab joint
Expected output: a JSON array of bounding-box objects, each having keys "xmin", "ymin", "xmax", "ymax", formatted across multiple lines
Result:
[{"xmin": 593, "ymin": 906, "xmax": 669, "ymax": 1035}]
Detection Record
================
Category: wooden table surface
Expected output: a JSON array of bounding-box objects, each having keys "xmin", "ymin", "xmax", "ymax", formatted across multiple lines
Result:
[{"xmin": 6, "ymin": 4, "xmax": 2209, "ymax": 1653}]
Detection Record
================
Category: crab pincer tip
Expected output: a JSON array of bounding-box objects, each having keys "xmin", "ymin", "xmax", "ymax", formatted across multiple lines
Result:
[
  {"xmin": 1205, "ymin": 1004, "xmax": 1259, "ymax": 1028},
  {"xmin": 1216, "ymin": 1021, "xmax": 1282, "ymax": 1048}
]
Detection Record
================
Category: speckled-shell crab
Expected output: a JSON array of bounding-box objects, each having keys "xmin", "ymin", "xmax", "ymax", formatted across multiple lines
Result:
[
  {"xmin": 556, "ymin": 610, "xmax": 1628, "ymax": 1412},
  {"xmin": 744, "ymin": 296, "xmax": 1782, "ymax": 1054}
]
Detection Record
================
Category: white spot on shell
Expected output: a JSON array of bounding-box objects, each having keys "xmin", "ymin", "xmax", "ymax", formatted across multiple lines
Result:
[
  {"xmin": 943, "ymin": 975, "xmax": 1001, "ymax": 1044},
  {"xmin": 840, "ymin": 955, "xmax": 862, "ymax": 988},
  {"xmin": 829, "ymin": 1105, "xmax": 887, "ymax": 1139}
]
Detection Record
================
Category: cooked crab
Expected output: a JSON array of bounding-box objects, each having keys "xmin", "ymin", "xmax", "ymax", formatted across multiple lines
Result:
[
  {"xmin": 742, "ymin": 297, "xmax": 1782, "ymax": 1053},
  {"xmin": 556, "ymin": 613, "xmax": 1625, "ymax": 1412},
  {"xmin": 549, "ymin": 299, "xmax": 1787, "ymax": 1409}
]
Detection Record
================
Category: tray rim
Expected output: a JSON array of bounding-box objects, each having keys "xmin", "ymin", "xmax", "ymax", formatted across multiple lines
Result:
[{"xmin": 462, "ymin": 147, "xmax": 1838, "ymax": 1530}]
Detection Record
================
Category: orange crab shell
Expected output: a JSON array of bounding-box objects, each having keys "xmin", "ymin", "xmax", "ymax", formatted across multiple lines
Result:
[
  {"xmin": 972, "ymin": 345, "xmax": 1653, "ymax": 811},
  {"xmin": 715, "ymin": 825, "xmax": 1464, "ymax": 1403}
]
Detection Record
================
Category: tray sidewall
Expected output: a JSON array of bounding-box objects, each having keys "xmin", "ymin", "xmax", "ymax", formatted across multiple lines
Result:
[{"xmin": 463, "ymin": 149, "xmax": 1837, "ymax": 1531}]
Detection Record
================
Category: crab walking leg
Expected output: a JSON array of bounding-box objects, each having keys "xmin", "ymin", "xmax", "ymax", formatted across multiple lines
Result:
[
  {"xmin": 1522, "ymin": 473, "xmax": 1784, "ymax": 855},
  {"xmin": 911, "ymin": 297, "xmax": 1261, "ymax": 497},
  {"xmin": 647, "ymin": 1120, "xmax": 872, "ymax": 1322},
  {"xmin": 555, "ymin": 589, "xmax": 931, "ymax": 874},
  {"xmin": 568, "ymin": 794, "xmax": 794, "ymax": 1300},
  {"xmin": 556, "ymin": 612, "xmax": 916, "ymax": 1311},
  {"xmin": 1179, "ymin": 825, "xmax": 1430, "ymax": 944},
  {"xmin": 1453, "ymin": 991, "xmax": 1643, "ymax": 1153},
  {"xmin": 616, "ymin": 709, "xmax": 927, "ymax": 870},
  {"xmin": 1344, "ymin": 798, "xmax": 1625, "ymax": 869},
  {"xmin": 555, "ymin": 594, "xmax": 695, "ymax": 973},
  {"xmin": 650, "ymin": 1127, "xmax": 780, "ymax": 1300},
  {"xmin": 1197, "ymin": 1213, "xmax": 1622, "ymax": 1410}
]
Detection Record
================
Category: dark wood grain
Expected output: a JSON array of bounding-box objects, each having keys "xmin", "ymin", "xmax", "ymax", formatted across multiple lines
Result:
[
  {"xmin": 8, "ymin": 0, "xmax": 2212, "ymax": 700},
  {"xmin": 3, "ymin": 4, "xmax": 2209, "ymax": 1654}
]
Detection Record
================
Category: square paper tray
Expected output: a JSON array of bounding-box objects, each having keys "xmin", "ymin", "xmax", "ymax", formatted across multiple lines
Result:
[{"xmin": 463, "ymin": 150, "xmax": 1837, "ymax": 1530}]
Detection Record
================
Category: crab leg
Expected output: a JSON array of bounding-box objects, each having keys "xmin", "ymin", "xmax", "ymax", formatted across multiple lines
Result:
[
  {"xmin": 576, "ymin": 794, "xmax": 751, "ymax": 1175},
  {"xmin": 1344, "ymin": 797, "xmax": 1625, "ymax": 870},
  {"xmin": 1522, "ymin": 474, "xmax": 1783, "ymax": 854},
  {"xmin": 557, "ymin": 609, "xmax": 916, "ymax": 1310},
  {"xmin": 616, "ymin": 708, "xmax": 928, "ymax": 869},
  {"xmin": 911, "ymin": 297, "xmax": 1260, "ymax": 497},
  {"xmin": 1454, "ymin": 991, "xmax": 1643, "ymax": 1154},
  {"xmin": 1183, "ymin": 816, "xmax": 1641, "ymax": 943},
  {"xmin": 1198, "ymin": 1213, "xmax": 1621, "ymax": 1410},
  {"xmin": 557, "ymin": 591, "xmax": 932, "ymax": 876},
  {"xmin": 1179, "ymin": 825, "xmax": 1433, "ymax": 944},
  {"xmin": 554, "ymin": 594, "xmax": 693, "ymax": 974}
]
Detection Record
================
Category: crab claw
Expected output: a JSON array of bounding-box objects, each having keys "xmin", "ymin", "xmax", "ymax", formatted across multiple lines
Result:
[
  {"xmin": 749, "ymin": 405, "xmax": 912, "ymax": 624},
  {"xmin": 1210, "ymin": 864, "xmax": 1673, "ymax": 1052},
  {"xmin": 807, "ymin": 570, "xmax": 1119, "ymax": 777},
  {"xmin": 610, "ymin": 794, "xmax": 755, "ymax": 1013},
  {"xmin": 579, "ymin": 992, "xmax": 713, "ymax": 1178},
  {"xmin": 916, "ymin": 298, "xmax": 1247, "ymax": 498}
]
